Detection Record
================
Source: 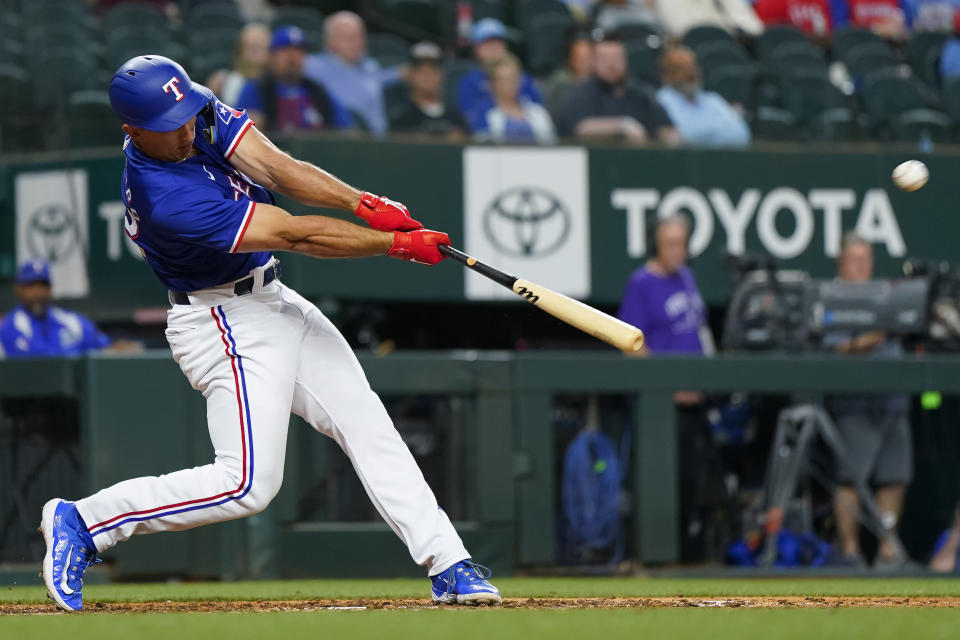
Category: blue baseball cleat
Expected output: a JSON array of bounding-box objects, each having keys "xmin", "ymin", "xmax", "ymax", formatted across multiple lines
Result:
[
  {"xmin": 431, "ymin": 560, "xmax": 502, "ymax": 605},
  {"xmin": 40, "ymin": 499, "xmax": 100, "ymax": 611}
]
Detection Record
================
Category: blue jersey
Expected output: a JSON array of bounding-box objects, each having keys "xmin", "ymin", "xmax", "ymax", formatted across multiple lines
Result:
[
  {"xmin": 121, "ymin": 96, "xmax": 273, "ymax": 291},
  {"xmin": 0, "ymin": 304, "xmax": 111, "ymax": 358}
]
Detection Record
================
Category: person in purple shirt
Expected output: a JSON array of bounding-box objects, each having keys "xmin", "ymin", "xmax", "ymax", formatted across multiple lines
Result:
[
  {"xmin": 617, "ymin": 213, "xmax": 721, "ymax": 563},
  {"xmin": 617, "ymin": 215, "xmax": 711, "ymax": 356}
]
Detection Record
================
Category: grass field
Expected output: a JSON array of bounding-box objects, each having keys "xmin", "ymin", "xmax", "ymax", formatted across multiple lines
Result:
[{"xmin": 4, "ymin": 577, "xmax": 960, "ymax": 640}]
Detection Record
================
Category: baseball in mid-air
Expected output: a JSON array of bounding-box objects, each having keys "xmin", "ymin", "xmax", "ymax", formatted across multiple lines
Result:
[{"xmin": 892, "ymin": 160, "xmax": 929, "ymax": 192}]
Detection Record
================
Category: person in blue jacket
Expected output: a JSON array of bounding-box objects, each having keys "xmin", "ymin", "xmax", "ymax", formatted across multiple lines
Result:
[{"xmin": 0, "ymin": 260, "xmax": 111, "ymax": 358}]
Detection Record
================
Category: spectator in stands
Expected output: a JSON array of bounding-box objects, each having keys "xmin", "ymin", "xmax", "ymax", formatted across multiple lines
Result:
[
  {"xmin": 824, "ymin": 232, "xmax": 912, "ymax": 568},
  {"xmin": 390, "ymin": 42, "xmax": 468, "ymax": 139},
  {"xmin": 209, "ymin": 23, "xmax": 271, "ymax": 107},
  {"xmin": 303, "ymin": 11, "xmax": 402, "ymax": 136},
  {"xmin": 458, "ymin": 18, "xmax": 542, "ymax": 131},
  {"xmin": 556, "ymin": 35, "xmax": 680, "ymax": 144},
  {"xmin": 592, "ymin": 0, "xmax": 662, "ymax": 32},
  {"xmin": 939, "ymin": 10, "xmax": 960, "ymax": 78},
  {"xmin": 832, "ymin": 0, "xmax": 909, "ymax": 41},
  {"xmin": 235, "ymin": 26, "xmax": 351, "ymax": 135},
  {"xmin": 0, "ymin": 260, "xmax": 112, "ymax": 358},
  {"xmin": 541, "ymin": 30, "xmax": 594, "ymax": 115},
  {"xmin": 656, "ymin": 46, "xmax": 751, "ymax": 147},
  {"xmin": 903, "ymin": 0, "xmax": 960, "ymax": 31},
  {"xmin": 656, "ymin": 0, "xmax": 765, "ymax": 37},
  {"xmin": 474, "ymin": 54, "xmax": 557, "ymax": 143},
  {"xmin": 753, "ymin": 0, "xmax": 835, "ymax": 38},
  {"xmin": 617, "ymin": 214, "xmax": 720, "ymax": 562}
]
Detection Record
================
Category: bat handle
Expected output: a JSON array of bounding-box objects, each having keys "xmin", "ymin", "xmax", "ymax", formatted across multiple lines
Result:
[{"xmin": 439, "ymin": 244, "xmax": 471, "ymax": 264}]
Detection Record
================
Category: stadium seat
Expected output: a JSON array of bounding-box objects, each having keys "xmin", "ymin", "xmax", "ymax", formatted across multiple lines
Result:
[
  {"xmin": 470, "ymin": 0, "xmax": 505, "ymax": 21},
  {"xmin": 705, "ymin": 65, "xmax": 756, "ymax": 108},
  {"xmin": 768, "ymin": 42, "xmax": 828, "ymax": 75},
  {"xmin": 941, "ymin": 76, "xmax": 960, "ymax": 124},
  {"xmin": 31, "ymin": 50, "xmax": 102, "ymax": 109},
  {"xmin": 105, "ymin": 3, "xmax": 171, "ymax": 33},
  {"xmin": 832, "ymin": 27, "xmax": 888, "ymax": 63},
  {"xmin": 843, "ymin": 42, "xmax": 897, "ymax": 78},
  {"xmin": 778, "ymin": 69, "xmax": 855, "ymax": 140},
  {"xmin": 626, "ymin": 42, "xmax": 659, "ymax": 87},
  {"xmin": 368, "ymin": 32, "xmax": 411, "ymax": 66},
  {"xmin": 780, "ymin": 69, "xmax": 847, "ymax": 122},
  {"xmin": 920, "ymin": 46, "xmax": 942, "ymax": 89},
  {"xmin": 515, "ymin": 0, "xmax": 572, "ymax": 30},
  {"xmin": 377, "ymin": 0, "xmax": 442, "ymax": 37},
  {"xmin": 24, "ymin": 23, "xmax": 92, "ymax": 52},
  {"xmin": 756, "ymin": 25, "xmax": 808, "ymax": 62},
  {"xmin": 272, "ymin": 5, "xmax": 326, "ymax": 34},
  {"xmin": 891, "ymin": 108, "xmax": 952, "ymax": 143},
  {"xmin": 682, "ymin": 25, "xmax": 734, "ymax": 51},
  {"xmin": 752, "ymin": 106, "xmax": 799, "ymax": 141},
  {"xmin": 693, "ymin": 41, "xmax": 751, "ymax": 77},
  {"xmin": 526, "ymin": 12, "xmax": 574, "ymax": 76},
  {"xmin": 188, "ymin": 28, "xmax": 241, "ymax": 58},
  {"xmin": 807, "ymin": 108, "xmax": 860, "ymax": 142},
  {"xmin": 66, "ymin": 90, "xmax": 123, "ymax": 148},
  {"xmin": 190, "ymin": 50, "xmax": 234, "ymax": 85},
  {"xmin": 187, "ymin": 4, "xmax": 243, "ymax": 33},
  {"xmin": 861, "ymin": 69, "xmax": 929, "ymax": 133},
  {"xmin": 908, "ymin": 31, "xmax": 947, "ymax": 76}
]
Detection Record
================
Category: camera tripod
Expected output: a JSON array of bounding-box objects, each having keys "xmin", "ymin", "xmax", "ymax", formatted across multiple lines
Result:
[{"xmin": 760, "ymin": 403, "xmax": 908, "ymax": 566}]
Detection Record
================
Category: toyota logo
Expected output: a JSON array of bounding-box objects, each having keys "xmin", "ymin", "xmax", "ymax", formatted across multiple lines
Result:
[
  {"xmin": 482, "ymin": 187, "xmax": 571, "ymax": 258},
  {"xmin": 26, "ymin": 203, "xmax": 83, "ymax": 263}
]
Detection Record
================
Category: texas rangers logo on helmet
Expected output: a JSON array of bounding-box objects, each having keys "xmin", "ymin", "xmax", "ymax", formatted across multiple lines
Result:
[
  {"xmin": 217, "ymin": 102, "xmax": 244, "ymax": 125},
  {"xmin": 162, "ymin": 76, "xmax": 185, "ymax": 101}
]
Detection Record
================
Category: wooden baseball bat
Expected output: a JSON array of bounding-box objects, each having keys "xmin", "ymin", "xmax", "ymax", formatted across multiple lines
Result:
[{"xmin": 438, "ymin": 244, "xmax": 644, "ymax": 353}]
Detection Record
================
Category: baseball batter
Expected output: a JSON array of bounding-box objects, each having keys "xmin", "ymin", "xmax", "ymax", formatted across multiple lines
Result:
[{"xmin": 40, "ymin": 55, "xmax": 500, "ymax": 611}]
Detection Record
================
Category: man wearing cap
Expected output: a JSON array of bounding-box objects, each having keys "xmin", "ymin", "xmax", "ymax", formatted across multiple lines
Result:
[
  {"xmin": 235, "ymin": 25, "xmax": 351, "ymax": 134},
  {"xmin": 457, "ymin": 18, "xmax": 542, "ymax": 133},
  {"xmin": 38, "ymin": 54, "xmax": 501, "ymax": 612},
  {"xmin": 391, "ymin": 42, "xmax": 468, "ymax": 138},
  {"xmin": 303, "ymin": 11, "xmax": 402, "ymax": 135},
  {"xmin": 0, "ymin": 260, "xmax": 111, "ymax": 358}
]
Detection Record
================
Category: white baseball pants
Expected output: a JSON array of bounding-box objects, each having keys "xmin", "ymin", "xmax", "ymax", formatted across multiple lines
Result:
[{"xmin": 75, "ymin": 276, "xmax": 469, "ymax": 576}]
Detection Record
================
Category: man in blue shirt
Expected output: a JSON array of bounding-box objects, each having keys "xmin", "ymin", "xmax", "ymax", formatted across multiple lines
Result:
[
  {"xmin": 235, "ymin": 26, "xmax": 351, "ymax": 135},
  {"xmin": 457, "ymin": 18, "xmax": 543, "ymax": 133},
  {"xmin": 303, "ymin": 11, "xmax": 402, "ymax": 135},
  {"xmin": 0, "ymin": 260, "xmax": 111, "ymax": 358},
  {"xmin": 655, "ymin": 47, "xmax": 751, "ymax": 147}
]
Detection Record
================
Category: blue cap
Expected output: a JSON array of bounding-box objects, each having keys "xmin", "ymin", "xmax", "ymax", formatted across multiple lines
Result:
[
  {"xmin": 109, "ymin": 55, "xmax": 212, "ymax": 132},
  {"xmin": 271, "ymin": 25, "xmax": 306, "ymax": 51},
  {"xmin": 471, "ymin": 18, "xmax": 507, "ymax": 45},
  {"xmin": 16, "ymin": 259, "xmax": 51, "ymax": 285}
]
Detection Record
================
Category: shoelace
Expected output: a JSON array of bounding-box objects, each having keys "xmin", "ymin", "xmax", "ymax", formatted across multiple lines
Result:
[{"xmin": 461, "ymin": 561, "xmax": 492, "ymax": 583}]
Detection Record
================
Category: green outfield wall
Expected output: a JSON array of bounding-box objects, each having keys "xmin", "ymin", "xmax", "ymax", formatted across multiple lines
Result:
[
  {"xmin": 3, "ymin": 352, "xmax": 960, "ymax": 579},
  {"xmin": 2, "ymin": 140, "xmax": 957, "ymax": 316}
]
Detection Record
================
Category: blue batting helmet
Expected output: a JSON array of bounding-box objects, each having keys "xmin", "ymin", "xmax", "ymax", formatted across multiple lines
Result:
[{"xmin": 109, "ymin": 55, "xmax": 211, "ymax": 132}]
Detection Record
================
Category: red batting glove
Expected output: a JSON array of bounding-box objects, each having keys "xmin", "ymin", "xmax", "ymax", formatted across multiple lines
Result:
[
  {"xmin": 355, "ymin": 192, "xmax": 423, "ymax": 231},
  {"xmin": 388, "ymin": 230, "xmax": 450, "ymax": 266}
]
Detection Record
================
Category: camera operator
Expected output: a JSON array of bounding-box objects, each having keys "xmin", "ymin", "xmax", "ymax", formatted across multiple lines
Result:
[
  {"xmin": 618, "ymin": 214, "xmax": 721, "ymax": 562},
  {"xmin": 823, "ymin": 232, "xmax": 912, "ymax": 568}
]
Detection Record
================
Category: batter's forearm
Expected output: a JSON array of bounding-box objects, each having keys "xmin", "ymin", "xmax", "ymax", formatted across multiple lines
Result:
[
  {"xmin": 283, "ymin": 215, "xmax": 393, "ymax": 259},
  {"xmin": 271, "ymin": 157, "xmax": 363, "ymax": 212}
]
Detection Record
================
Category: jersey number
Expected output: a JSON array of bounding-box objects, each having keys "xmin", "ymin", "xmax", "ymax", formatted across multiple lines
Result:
[{"xmin": 123, "ymin": 186, "xmax": 140, "ymax": 239}]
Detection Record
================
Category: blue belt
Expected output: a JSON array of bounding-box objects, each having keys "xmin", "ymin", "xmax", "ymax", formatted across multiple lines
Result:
[{"xmin": 170, "ymin": 262, "xmax": 278, "ymax": 305}]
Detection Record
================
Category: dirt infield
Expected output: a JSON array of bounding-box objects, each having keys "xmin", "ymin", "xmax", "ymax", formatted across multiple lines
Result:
[{"xmin": 5, "ymin": 596, "xmax": 960, "ymax": 614}]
